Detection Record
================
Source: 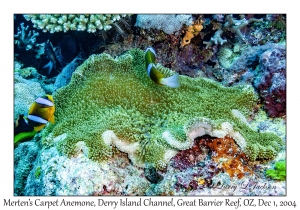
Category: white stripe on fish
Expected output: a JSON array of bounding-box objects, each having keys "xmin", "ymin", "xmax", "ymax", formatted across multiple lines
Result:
[
  {"xmin": 28, "ymin": 115, "xmax": 48, "ymax": 124},
  {"xmin": 35, "ymin": 97, "xmax": 54, "ymax": 107}
]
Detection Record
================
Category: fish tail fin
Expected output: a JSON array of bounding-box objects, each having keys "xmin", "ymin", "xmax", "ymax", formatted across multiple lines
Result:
[
  {"xmin": 43, "ymin": 61, "xmax": 53, "ymax": 75},
  {"xmin": 160, "ymin": 73, "xmax": 180, "ymax": 88}
]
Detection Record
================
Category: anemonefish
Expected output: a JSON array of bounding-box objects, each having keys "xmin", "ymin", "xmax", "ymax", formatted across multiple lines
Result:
[
  {"xmin": 24, "ymin": 95, "xmax": 55, "ymax": 131},
  {"xmin": 145, "ymin": 47, "xmax": 180, "ymax": 88}
]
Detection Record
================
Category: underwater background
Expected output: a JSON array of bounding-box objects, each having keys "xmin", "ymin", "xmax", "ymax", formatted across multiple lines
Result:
[{"xmin": 13, "ymin": 14, "xmax": 286, "ymax": 196}]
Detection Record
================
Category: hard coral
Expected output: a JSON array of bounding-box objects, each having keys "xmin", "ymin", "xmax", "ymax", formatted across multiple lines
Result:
[
  {"xmin": 45, "ymin": 48, "xmax": 282, "ymax": 169},
  {"xmin": 223, "ymin": 15, "xmax": 263, "ymax": 41},
  {"xmin": 24, "ymin": 14, "xmax": 129, "ymax": 33},
  {"xmin": 14, "ymin": 23, "xmax": 39, "ymax": 50},
  {"xmin": 135, "ymin": 14, "xmax": 193, "ymax": 35},
  {"xmin": 203, "ymin": 29, "xmax": 227, "ymax": 49},
  {"xmin": 14, "ymin": 141, "xmax": 39, "ymax": 195}
]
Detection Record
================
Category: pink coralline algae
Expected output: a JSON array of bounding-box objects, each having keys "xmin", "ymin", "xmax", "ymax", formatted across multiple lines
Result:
[{"xmin": 254, "ymin": 45, "xmax": 286, "ymax": 117}]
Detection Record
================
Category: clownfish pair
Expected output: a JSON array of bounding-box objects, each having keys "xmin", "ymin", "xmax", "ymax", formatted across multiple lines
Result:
[
  {"xmin": 24, "ymin": 95, "xmax": 55, "ymax": 131},
  {"xmin": 145, "ymin": 47, "xmax": 180, "ymax": 88}
]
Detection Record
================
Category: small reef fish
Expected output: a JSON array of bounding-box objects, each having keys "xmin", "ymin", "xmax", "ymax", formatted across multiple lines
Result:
[
  {"xmin": 43, "ymin": 40, "xmax": 57, "ymax": 75},
  {"xmin": 24, "ymin": 95, "xmax": 55, "ymax": 131},
  {"xmin": 14, "ymin": 114, "xmax": 37, "ymax": 147},
  {"xmin": 145, "ymin": 47, "xmax": 180, "ymax": 88}
]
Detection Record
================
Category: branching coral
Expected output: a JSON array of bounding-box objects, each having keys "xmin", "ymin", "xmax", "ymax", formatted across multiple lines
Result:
[
  {"xmin": 24, "ymin": 14, "xmax": 129, "ymax": 33},
  {"xmin": 14, "ymin": 23, "xmax": 39, "ymax": 50},
  {"xmin": 203, "ymin": 29, "xmax": 227, "ymax": 49},
  {"xmin": 45, "ymin": 48, "xmax": 283, "ymax": 169},
  {"xmin": 223, "ymin": 15, "xmax": 263, "ymax": 41},
  {"xmin": 203, "ymin": 15, "xmax": 263, "ymax": 49}
]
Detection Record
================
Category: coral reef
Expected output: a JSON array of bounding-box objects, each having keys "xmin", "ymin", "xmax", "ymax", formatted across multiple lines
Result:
[
  {"xmin": 180, "ymin": 19, "xmax": 204, "ymax": 47},
  {"xmin": 135, "ymin": 14, "xmax": 193, "ymax": 35},
  {"xmin": 43, "ymin": 48, "xmax": 282, "ymax": 170},
  {"xmin": 24, "ymin": 141, "xmax": 149, "ymax": 195},
  {"xmin": 13, "ymin": 13, "xmax": 286, "ymax": 196},
  {"xmin": 174, "ymin": 161, "xmax": 220, "ymax": 192},
  {"xmin": 144, "ymin": 164, "xmax": 163, "ymax": 183},
  {"xmin": 24, "ymin": 14, "xmax": 129, "ymax": 33},
  {"xmin": 54, "ymin": 57, "xmax": 85, "ymax": 91},
  {"xmin": 14, "ymin": 22, "xmax": 45, "ymax": 61},
  {"xmin": 203, "ymin": 14, "xmax": 262, "ymax": 49},
  {"xmin": 171, "ymin": 135, "xmax": 252, "ymax": 180},
  {"xmin": 216, "ymin": 45, "xmax": 240, "ymax": 69},
  {"xmin": 14, "ymin": 73, "xmax": 46, "ymax": 121},
  {"xmin": 223, "ymin": 15, "xmax": 263, "ymax": 41},
  {"xmin": 244, "ymin": 14, "xmax": 285, "ymax": 45},
  {"xmin": 146, "ymin": 160, "xmax": 285, "ymax": 196},
  {"xmin": 14, "ymin": 67, "xmax": 36, "ymax": 79},
  {"xmin": 199, "ymin": 136, "xmax": 252, "ymax": 179},
  {"xmin": 203, "ymin": 29, "xmax": 227, "ymax": 49},
  {"xmin": 254, "ymin": 45, "xmax": 286, "ymax": 117},
  {"xmin": 171, "ymin": 136, "xmax": 209, "ymax": 170},
  {"xmin": 15, "ymin": 67, "xmax": 56, "ymax": 94},
  {"xmin": 14, "ymin": 141, "xmax": 39, "ymax": 195},
  {"xmin": 250, "ymin": 110, "xmax": 286, "ymax": 141},
  {"xmin": 14, "ymin": 22, "xmax": 39, "ymax": 50},
  {"xmin": 221, "ymin": 42, "xmax": 285, "ymax": 88},
  {"xmin": 221, "ymin": 42, "xmax": 286, "ymax": 117},
  {"xmin": 146, "ymin": 160, "xmax": 221, "ymax": 195}
]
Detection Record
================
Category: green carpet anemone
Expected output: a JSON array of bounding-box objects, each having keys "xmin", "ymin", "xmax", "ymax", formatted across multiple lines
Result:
[{"xmin": 42, "ymin": 48, "xmax": 283, "ymax": 169}]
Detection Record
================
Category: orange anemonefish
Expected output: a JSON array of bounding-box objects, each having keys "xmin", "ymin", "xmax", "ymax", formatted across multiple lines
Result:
[
  {"xmin": 24, "ymin": 95, "xmax": 55, "ymax": 131},
  {"xmin": 145, "ymin": 47, "xmax": 180, "ymax": 88}
]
